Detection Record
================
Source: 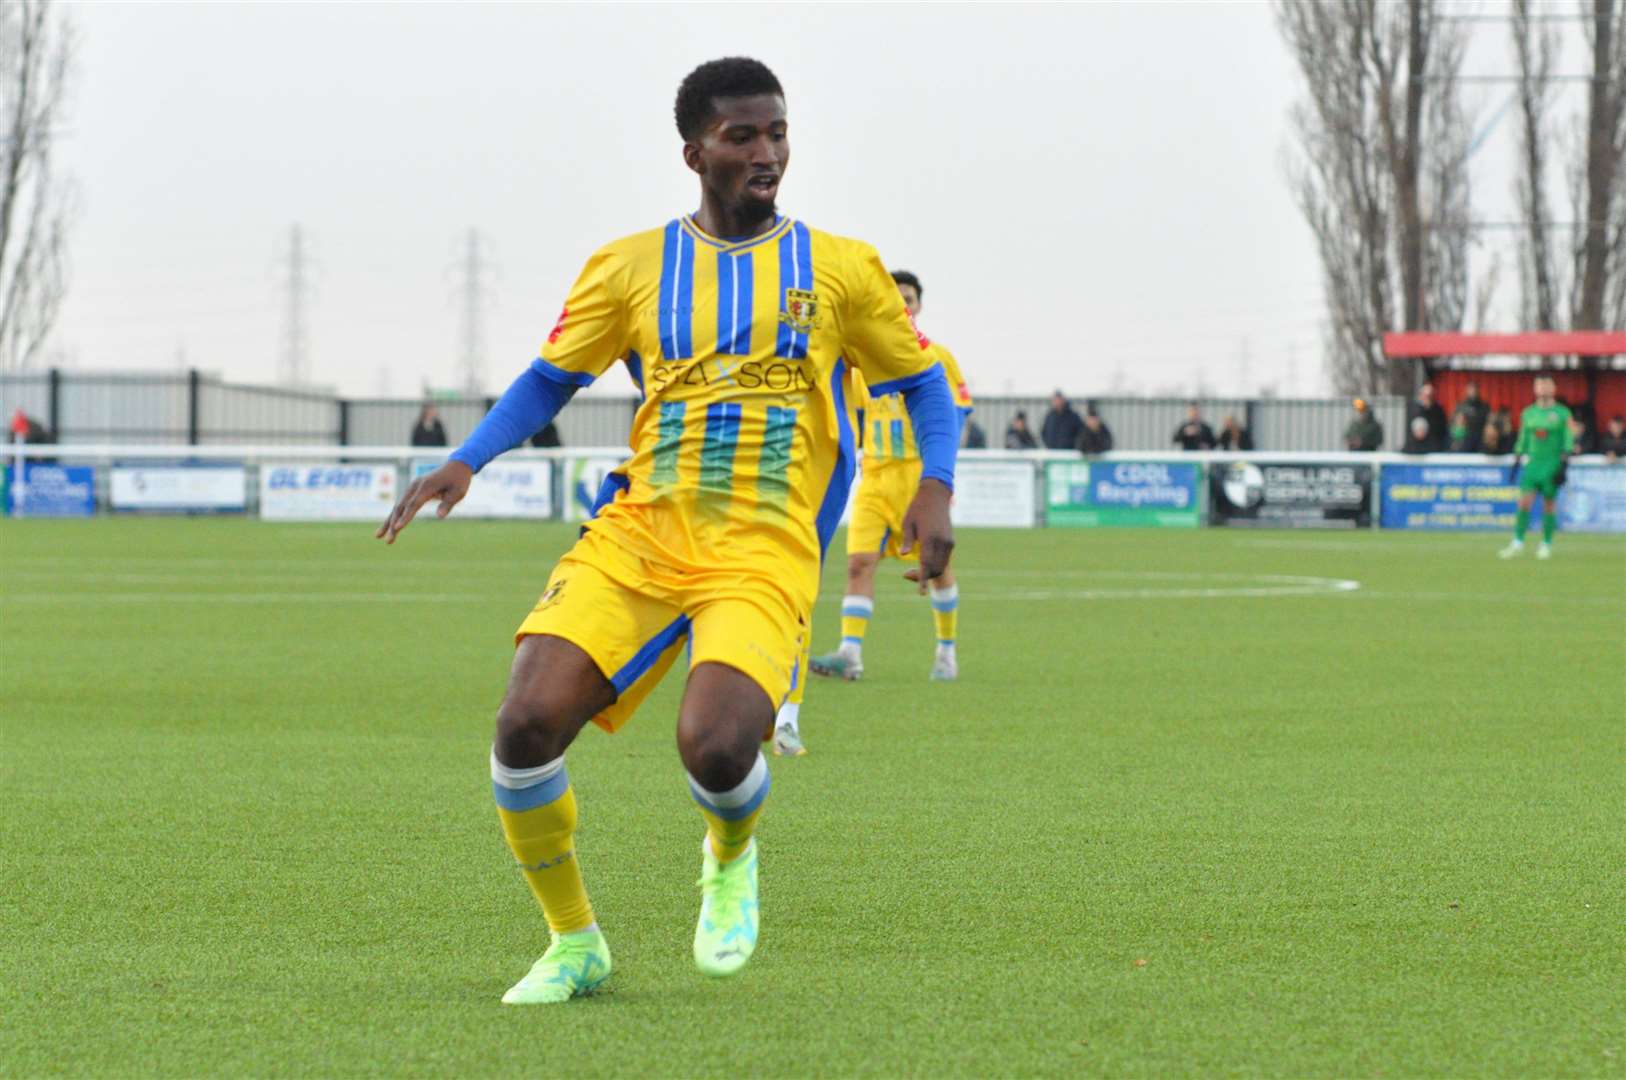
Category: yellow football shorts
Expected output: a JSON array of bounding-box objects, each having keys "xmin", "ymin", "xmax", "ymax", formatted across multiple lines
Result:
[
  {"xmin": 515, "ymin": 529, "xmax": 805, "ymax": 733},
  {"xmin": 847, "ymin": 462, "xmax": 922, "ymax": 562}
]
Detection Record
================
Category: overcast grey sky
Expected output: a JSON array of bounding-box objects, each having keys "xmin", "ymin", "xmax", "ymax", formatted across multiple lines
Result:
[{"xmin": 51, "ymin": 1, "xmax": 1561, "ymax": 400}]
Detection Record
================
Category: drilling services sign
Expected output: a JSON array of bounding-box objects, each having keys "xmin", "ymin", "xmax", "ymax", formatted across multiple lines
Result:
[{"xmin": 1210, "ymin": 461, "xmax": 1373, "ymax": 528}]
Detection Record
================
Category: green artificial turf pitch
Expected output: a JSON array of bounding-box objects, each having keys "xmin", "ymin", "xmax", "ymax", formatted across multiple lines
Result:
[{"xmin": 2, "ymin": 519, "xmax": 1623, "ymax": 1077}]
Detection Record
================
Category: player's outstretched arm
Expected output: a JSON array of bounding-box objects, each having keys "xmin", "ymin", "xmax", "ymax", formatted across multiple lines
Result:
[
  {"xmin": 376, "ymin": 359, "xmax": 579, "ymax": 543},
  {"xmin": 378, "ymin": 460, "xmax": 474, "ymax": 543}
]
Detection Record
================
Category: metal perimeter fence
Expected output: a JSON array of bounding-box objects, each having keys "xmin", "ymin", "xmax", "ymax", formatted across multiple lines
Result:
[{"xmin": 1, "ymin": 369, "xmax": 1407, "ymax": 454}]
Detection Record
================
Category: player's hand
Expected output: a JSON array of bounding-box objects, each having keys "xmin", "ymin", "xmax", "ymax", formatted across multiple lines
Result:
[
  {"xmin": 899, "ymin": 478, "xmax": 954, "ymax": 594},
  {"xmin": 376, "ymin": 460, "xmax": 473, "ymax": 544}
]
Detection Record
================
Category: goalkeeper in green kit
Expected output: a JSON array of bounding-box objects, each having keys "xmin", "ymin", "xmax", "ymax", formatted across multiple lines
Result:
[{"xmin": 1499, "ymin": 374, "xmax": 1575, "ymax": 561}]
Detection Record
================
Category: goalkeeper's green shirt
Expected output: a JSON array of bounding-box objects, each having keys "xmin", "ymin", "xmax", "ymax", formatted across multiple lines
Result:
[{"xmin": 1514, "ymin": 402, "xmax": 1574, "ymax": 471}]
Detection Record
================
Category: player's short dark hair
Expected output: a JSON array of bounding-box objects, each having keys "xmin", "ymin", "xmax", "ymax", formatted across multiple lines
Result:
[
  {"xmin": 891, "ymin": 270, "xmax": 923, "ymax": 298},
  {"xmin": 674, "ymin": 58, "xmax": 784, "ymax": 142}
]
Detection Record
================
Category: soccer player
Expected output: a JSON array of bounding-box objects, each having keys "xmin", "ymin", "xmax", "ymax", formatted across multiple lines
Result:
[
  {"xmin": 1499, "ymin": 373, "xmax": 1574, "ymax": 561},
  {"xmin": 799, "ymin": 272, "xmax": 972, "ymax": 696},
  {"xmin": 377, "ymin": 58, "xmax": 958, "ymax": 1004}
]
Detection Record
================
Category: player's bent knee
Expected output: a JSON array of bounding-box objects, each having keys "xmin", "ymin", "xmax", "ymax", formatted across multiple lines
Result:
[
  {"xmin": 493, "ymin": 635, "xmax": 612, "ymax": 766},
  {"xmin": 676, "ymin": 664, "xmax": 772, "ymax": 789}
]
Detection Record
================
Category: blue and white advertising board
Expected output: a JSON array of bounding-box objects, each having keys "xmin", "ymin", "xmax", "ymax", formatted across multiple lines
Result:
[
  {"xmin": 410, "ymin": 460, "xmax": 554, "ymax": 520},
  {"xmin": 260, "ymin": 464, "xmax": 397, "ymax": 521},
  {"xmin": 1379, "ymin": 463, "xmax": 1519, "ymax": 531},
  {"xmin": 111, "ymin": 465, "xmax": 247, "ymax": 513},
  {"xmin": 1557, "ymin": 463, "xmax": 1626, "ymax": 533},
  {"xmin": 4, "ymin": 464, "xmax": 96, "ymax": 518}
]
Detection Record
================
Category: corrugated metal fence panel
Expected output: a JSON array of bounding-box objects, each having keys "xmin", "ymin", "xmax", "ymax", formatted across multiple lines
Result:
[
  {"xmin": 0, "ymin": 373, "xmax": 51, "ymax": 428},
  {"xmin": 1252, "ymin": 396, "xmax": 1407, "ymax": 452},
  {"xmin": 197, "ymin": 381, "xmax": 339, "ymax": 444},
  {"xmin": 347, "ymin": 401, "xmax": 492, "ymax": 448},
  {"xmin": 345, "ymin": 397, "xmax": 641, "ymax": 451},
  {"xmin": 56, "ymin": 374, "xmax": 191, "ymax": 444},
  {"xmin": 556, "ymin": 397, "xmax": 639, "ymax": 449},
  {"xmin": 1103, "ymin": 398, "xmax": 1252, "ymax": 451}
]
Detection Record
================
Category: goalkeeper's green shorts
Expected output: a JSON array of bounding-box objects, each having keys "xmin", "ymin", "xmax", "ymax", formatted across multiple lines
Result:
[{"xmin": 1518, "ymin": 465, "xmax": 1560, "ymax": 499}]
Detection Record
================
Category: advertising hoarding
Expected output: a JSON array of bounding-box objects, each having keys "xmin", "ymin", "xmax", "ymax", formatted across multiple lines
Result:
[
  {"xmin": 1210, "ymin": 461, "xmax": 1373, "ymax": 528},
  {"xmin": 111, "ymin": 465, "xmax": 247, "ymax": 513},
  {"xmin": 260, "ymin": 464, "xmax": 397, "ymax": 521},
  {"xmin": 5, "ymin": 464, "xmax": 96, "ymax": 518},
  {"xmin": 1045, "ymin": 461, "xmax": 1202, "ymax": 527},
  {"xmin": 410, "ymin": 460, "xmax": 553, "ymax": 519},
  {"xmin": 950, "ymin": 460, "xmax": 1037, "ymax": 527}
]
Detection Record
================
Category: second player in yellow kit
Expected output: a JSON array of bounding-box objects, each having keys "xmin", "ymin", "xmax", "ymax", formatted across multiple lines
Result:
[
  {"xmin": 773, "ymin": 271, "xmax": 972, "ymax": 756},
  {"xmin": 378, "ymin": 59, "xmax": 959, "ymax": 1003}
]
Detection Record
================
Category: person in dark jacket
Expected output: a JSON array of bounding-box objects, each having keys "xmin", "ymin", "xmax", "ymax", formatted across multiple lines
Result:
[
  {"xmin": 1005, "ymin": 411, "xmax": 1038, "ymax": 450},
  {"xmin": 961, "ymin": 417, "xmax": 988, "ymax": 449},
  {"xmin": 410, "ymin": 404, "xmax": 448, "ymax": 447},
  {"xmin": 1455, "ymin": 381, "xmax": 1490, "ymax": 451},
  {"xmin": 1041, "ymin": 391, "xmax": 1085, "ymax": 450},
  {"xmin": 1172, "ymin": 403, "xmax": 1216, "ymax": 450},
  {"xmin": 1344, "ymin": 398, "xmax": 1384, "ymax": 450},
  {"xmin": 528, "ymin": 421, "xmax": 562, "ymax": 448},
  {"xmin": 1216, "ymin": 415, "xmax": 1253, "ymax": 451},
  {"xmin": 1480, "ymin": 421, "xmax": 1513, "ymax": 456},
  {"xmin": 1600, "ymin": 415, "xmax": 1626, "ymax": 462},
  {"xmin": 1076, "ymin": 409, "xmax": 1113, "ymax": 454},
  {"xmin": 1403, "ymin": 383, "xmax": 1448, "ymax": 453}
]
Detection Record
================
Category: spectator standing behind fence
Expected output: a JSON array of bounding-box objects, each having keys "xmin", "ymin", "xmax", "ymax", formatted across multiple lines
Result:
[
  {"xmin": 1344, "ymin": 398, "xmax": 1384, "ymax": 450},
  {"xmin": 1480, "ymin": 421, "xmax": 1513, "ymax": 456},
  {"xmin": 410, "ymin": 404, "xmax": 448, "ymax": 447},
  {"xmin": 1005, "ymin": 411, "xmax": 1038, "ymax": 450},
  {"xmin": 1041, "ymin": 391, "xmax": 1084, "ymax": 450},
  {"xmin": 1456, "ymin": 381, "xmax": 1490, "ymax": 451},
  {"xmin": 1076, "ymin": 408, "xmax": 1113, "ymax": 454},
  {"xmin": 1172, "ymin": 403, "xmax": 1216, "ymax": 450},
  {"xmin": 1570, "ymin": 415, "xmax": 1596, "ymax": 455},
  {"xmin": 1449, "ymin": 408, "xmax": 1476, "ymax": 452},
  {"xmin": 1403, "ymin": 383, "xmax": 1448, "ymax": 453},
  {"xmin": 1216, "ymin": 415, "xmax": 1253, "ymax": 451},
  {"xmin": 8, "ymin": 410, "xmax": 57, "ymax": 464},
  {"xmin": 961, "ymin": 416, "xmax": 987, "ymax": 450},
  {"xmin": 528, "ymin": 421, "xmax": 562, "ymax": 449},
  {"xmin": 1600, "ymin": 415, "xmax": 1626, "ymax": 461}
]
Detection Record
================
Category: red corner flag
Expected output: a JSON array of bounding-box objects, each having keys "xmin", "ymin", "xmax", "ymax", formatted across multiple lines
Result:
[{"xmin": 10, "ymin": 409, "xmax": 27, "ymax": 437}]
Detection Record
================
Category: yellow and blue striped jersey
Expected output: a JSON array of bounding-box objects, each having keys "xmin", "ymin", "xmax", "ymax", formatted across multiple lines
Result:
[
  {"xmin": 539, "ymin": 214, "xmax": 937, "ymax": 612},
  {"xmin": 856, "ymin": 340, "xmax": 972, "ymax": 471}
]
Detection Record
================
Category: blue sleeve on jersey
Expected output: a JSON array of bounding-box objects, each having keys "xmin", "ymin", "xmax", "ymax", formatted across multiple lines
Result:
[
  {"xmin": 448, "ymin": 358, "xmax": 579, "ymax": 473},
  {"xmin": 900, "ymin": 364, "xmax": 958, "ymax": 490}
]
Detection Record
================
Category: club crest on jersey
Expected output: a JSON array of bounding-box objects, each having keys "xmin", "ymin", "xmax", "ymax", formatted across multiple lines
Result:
[
  {"xmin": 535, "ymin": 578, "xmax": 568, "ymax": 612},
  {"xmin": 780, "ymin": 289, "xmax": 819, "ymax": 334}
]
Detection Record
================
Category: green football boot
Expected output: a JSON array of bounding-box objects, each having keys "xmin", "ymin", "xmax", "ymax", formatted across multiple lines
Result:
[
  {"xmin": 500, "ymin": 928, "xmax": 612, "ymax": 1004},
  {"xmin": 694, "ymin": 838, "xmax": 760, "ymax": 977},
  {"xmin": 809, "ymin": 649, "xmax": 863, "ymax": 681}
]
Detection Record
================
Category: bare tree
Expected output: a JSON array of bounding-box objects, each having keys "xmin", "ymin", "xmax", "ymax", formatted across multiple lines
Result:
[
  {"xmin": 1569, "ymin": 0, "xmax": 1626, "ymax": 334},
  {"xmin": 1276, "ymin": 0, "xmax": 1474, "ymax": 395},
  {"xmin": 0, "ymin": 0, "xmax": 73, "ymax": 373},
  {"xmin": 1512, "ymin": 0, "xmax": 1563, "ymax": 330}
]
